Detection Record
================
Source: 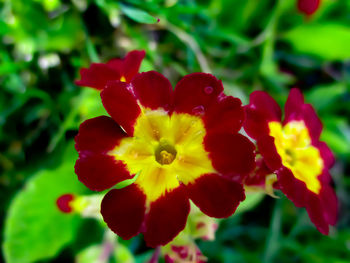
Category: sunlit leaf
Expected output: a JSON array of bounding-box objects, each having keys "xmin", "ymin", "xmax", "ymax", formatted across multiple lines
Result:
[
  {"xmin": 3, "ymin": 144, "xmax": 86, "ymax": 263},
  {"xmin": 120, "ymin": 4, "xmax": 158, "ymax": 24},
  {"xmin": 283, "ymin": 23, "xmax": 350, "ymax": 60}
]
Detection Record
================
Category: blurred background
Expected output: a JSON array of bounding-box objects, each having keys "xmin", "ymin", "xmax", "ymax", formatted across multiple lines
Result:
[{"xmin": 0, "ymin": 0, "xmax": 349, "ymax": 262}]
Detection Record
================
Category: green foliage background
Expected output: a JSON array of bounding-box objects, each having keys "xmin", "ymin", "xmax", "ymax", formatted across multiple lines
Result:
[{"xmin": 0, "ymin": 0, "xmax": 349, "ymax": 262}]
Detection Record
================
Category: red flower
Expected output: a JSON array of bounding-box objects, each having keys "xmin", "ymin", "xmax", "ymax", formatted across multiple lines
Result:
[
  {"xmin": 244, "ymin": 88, "xmax": 337, "ymax": 234},
  {"xmin": 297, "ymin": 0, "xmax": 321, "ymax": 16},
  {"xmin": 75, "ymin": 71, "xmax": 256, "ymax": 247},
  {"xmin": 75, "ymin": 50, "xmax": 145, "ymax": 90},
  {"xmin": 56, "ymin": 194, "xmax": 75, "ymax": 213}
]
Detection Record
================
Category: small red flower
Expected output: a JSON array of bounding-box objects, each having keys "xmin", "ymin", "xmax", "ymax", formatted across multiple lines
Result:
[
  {"xmin": 56, "ymin": 194, "xmax": 75, "ymax": 213},
  {"xmin": 244, "ymin": 88, "xmax": 337, "ymax": 234},
  {"xmin": 297, "ymin": 0, "xmax": 321, "ymax": 16},
  {"xmin": 75, "ymin": 50, "xmax": 145, "ymax": 90},
  {"xmin": 75, "ymin": 71, "xmax": 256, "ymax": 247}
]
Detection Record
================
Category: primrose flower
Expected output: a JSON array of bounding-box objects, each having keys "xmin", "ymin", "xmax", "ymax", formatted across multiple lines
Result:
[
  {"xmin": 75, "ymin": 50, "xmax": 145, "ymax": 90},
  {"xmin": 75, "ymin": 71, "xmax": 256, "ymax": 247},
  {"xmin": 56, "ymin": 193, "xmax": 103, "ymax": 219},
  {"xmin": 244, "ymin": 88, "xmax": 337, "ymax": 234},
  {"xmin": 297, "ymin": 0, "xmax": 321, "ymax": 16}
]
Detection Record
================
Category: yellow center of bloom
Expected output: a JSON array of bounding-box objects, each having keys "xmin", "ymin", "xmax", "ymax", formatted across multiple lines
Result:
[
  {"xmin": 120, "ymin": 76, "xmax": 126, "ymax": 82},
  {"xmin": 109, "ymin": 108, "xmax": 215, "ymax": 201},
  {"xmin": 268, "ymin": 121, "xmax": 323, "ymax": 194}
]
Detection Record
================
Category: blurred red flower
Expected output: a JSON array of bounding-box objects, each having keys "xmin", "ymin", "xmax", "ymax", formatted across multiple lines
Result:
[
  {"xmin": 244, "ymin": 88, "xmax": 337, "ymax": 234},
  {"xmin": 75, "ymin": 50, "xmax": 145, "ymax": 90},
  {"xmin": 297, "ymin": 0, "xmax": 321, "ymax": 16}
]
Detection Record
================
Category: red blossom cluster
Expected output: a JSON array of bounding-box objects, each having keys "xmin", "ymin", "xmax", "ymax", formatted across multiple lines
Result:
[{"xmin": 64, "ymin": 50, "xmax": 337, "ymax": 251}]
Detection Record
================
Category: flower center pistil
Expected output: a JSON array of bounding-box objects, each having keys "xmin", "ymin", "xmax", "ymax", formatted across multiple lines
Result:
[{"xmin": 155, "ymin": 140, "xmax": 177, "ymax": 165}]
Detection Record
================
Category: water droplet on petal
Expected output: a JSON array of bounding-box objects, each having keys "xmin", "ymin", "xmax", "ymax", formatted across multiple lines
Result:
[
  {"xmin": 192, "ymin": 105, "xmax": 205, "ymax": 115},
  {"xmin": 204, "ymin": 86, "xmax": 213, "ymax": 94}
]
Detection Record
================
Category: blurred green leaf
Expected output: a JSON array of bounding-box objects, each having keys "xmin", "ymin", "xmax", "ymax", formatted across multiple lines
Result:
[
  {"xmin": 283, "ymin": 23, "xmax": 350, "ymax": 60},
  {"xmin": 76, "ymin": 245, "xmax": 102, "ymax": 263},
  {"xmin": 120, "ymin": 4, "xmax": 158, "ymax": 24},
  {"xmin": 3, "ymin": 144, "xmax": 86, "ymax": 263},
  {"xmin": 235, "ymin": 192, "xmax": 265, "ymax": 214},
  {"xmin": 306, "ymin": 83, "xmax": 346, "ymax": 112}
]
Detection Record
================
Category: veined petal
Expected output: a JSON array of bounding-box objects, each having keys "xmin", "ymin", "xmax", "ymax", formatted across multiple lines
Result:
[
  {"xmin": 75, "ymin": 116, "xmax": 126, "ymax": 153},
  {"xmin": 107, "ymin": 50, "xmax": 145, "ymax": 83},
  {"xmin": 75, "ymin": 64, "xmax": 120, "ymax": 90},
  {"xmin": 187, "ymin": 173, "xmax": 245, "ymax": 218},
  {"xmin": 101, "ymin": 81, "xmax": 141, "ymax": 135},
  {"xmin": 203, "ymin": 96, "xmax": 244, "ymax": 134},
  {"xmin": 143, "ymin": 186, "xmax": 190, "ymax": 247},
  {"xmin": 244, "ymin": 91, "xmax": 282, "ymax": 140},
  {"xmin": 75, "ymin": 116, "xmax": 132, "ymax": 191},
  {"xmin": 75, "ymin": 153, "xmax": 132, "ymax": 191},
  {"xmin": 204, "ymin": 133, "xmax": 256, "ymax": 177},
  {"xmin": 131, "ymin": 71, "xmax": 173, "ymax": 110},
  {"xmin": 101, "ymin": 185, "xmax": 146, "ymax": 240},
  {"xmin": 173, "ymin": 73, "xmax": 224, "ymax": 115}
]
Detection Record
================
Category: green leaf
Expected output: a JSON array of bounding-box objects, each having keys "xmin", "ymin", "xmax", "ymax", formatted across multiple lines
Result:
[
  {"xmin": 235, "ymin": 192, "xmax": 265, "ymax": 214},
  {"xmin": 283, "ymin": 23, "xmax": 350, "ymax": 60},
  {"xmin": 120, "ymin": 4, "xmax": 158, "ymax": 24},
  {"xmin": 3, "ymin": 144, "xmax": 86, "ymax": 263}
]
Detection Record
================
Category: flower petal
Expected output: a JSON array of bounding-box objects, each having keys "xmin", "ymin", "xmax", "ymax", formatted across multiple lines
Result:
[
  {"xmin": 203, "ymin": 96, "xmax": 244, "ymax": 134},
  {"xmin": 101, "ymin": 81, "xmax": 141, "ymax": 135},
  {"xmin": 204, "ymin": 133, "xmax": 256, "ymax": 177},
  {"xmin": 75, "ymin": 116, "xmax": 132, "ymax": 191},
  {"xmin": 187, "ymin": 173, "xmax": 245, "ymax": 218},
  {"xmin": 317, "ymin": 141, "xmax": 335, "ymax": 169},
  {"xmin": 131, "ymin": 71, "xmax": 173, "ymax": 110},
  {"xmin": 284, "ymin": 88, "xmax": 322, "ymax": 142},
  {"xmin": 257, "ymin": 135, "xmax": 282, "ymax": 171},
  {"xmin": 101, "ymin": 185, "xmax": 146, "ymax": 240},
  {"xmin": 277, "ymin": 167, "xmax": 336, "ymax": 234},
  {"xmin": 173, "ymin": 73, "xmax": 224, "ymax": 115},
  {"xmin": 75, "ymin": 64, "xmax": 120, "ymax": 90},
  {"xmin": 107, "ymin": 50, "xmax": 145, "ymax": 83},
  {"xmin": 244, "ymin": 91, "xmax": 282, "ymax": 140},
  {"xmin": 143, "ymin": 186, "xmax": 190, "ymax": 247},
  {"xmin": 75, "ymin": 153, "xmax": 132, "ymax": 191},
  {"xmin": 75, "ymin": 116, "xmax": 126, "ymax": 153}
]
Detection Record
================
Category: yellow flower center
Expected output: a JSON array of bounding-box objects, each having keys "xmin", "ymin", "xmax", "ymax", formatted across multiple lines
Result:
[
  {"xmin": 120, "ymin": 76, "xmax": 126, "ymax": 82},
  {"xmin": 109, "ymin": 108, "xmax": 215, "ymax": 201},
  {"xmin": 268, "ymin": 121, "xmax": 323, "ymax": 194}
]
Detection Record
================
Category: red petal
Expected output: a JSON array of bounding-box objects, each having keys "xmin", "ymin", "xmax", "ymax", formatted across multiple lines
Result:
[
  {"xmin": 173, "ymin": 73, "xmax": 224, "ymax": 115},
  {"xmin": 101, "ymin": 81, "xmax": 141, "ymax": 135},
  {"xmin": 187, "ymin": 173, "xmax": 245, "ymax": 218},
  {"xmin": 284, "ymin": 89, "xmax": 322, "ymax": 142},
  {"xmin": 107, "ymin": 50, "xmax": 145, "ymax": 83},
  {"xmin": 101, "ymin": 185, "xmax": 146, "ymax": 240},
  {"xmin": 204, "ymin": 133, "xmax": 256, "ymax": 177},
  {"xmin": 277, "ymin": 167, "xmax": 308, "ymax": 208},
  {"xmin": 131, "ymin": 71, "xmax": 172, "ymax": 110},
  {"xmin": 203, "ymin": 96, "xmax": 244, "ymax": 134},
  {"xmin": 75, "ymin": 153, "xmax": 132, "ymax": 191},
  {"xmin": 257, "ymin": 135, "xmax": 282, "ymax": 171},
  {"xmin": 320, "ymin": 182, "xmax": 338, "ymax": 226},
  {"xmin": 244, "ymin": 91, "xmax": 282, "ymax": 140},
  {"xmin": 75, "ymin": 64, "xmax": 120, "ymax": 90},
  {"xmin": 56, "ymin": 194, "xmax": 74, "ymax": 213},
  {"xmin": 143, "ymin": 186, "xmax": 190, "ymax": 247},
  {"xmin": 317, "ymin": 142, "xmax": 335, "ymax": 169},
  {"xmin": 306, "ymin": 192, "xmax": 329, "ymax": 234},
  {"xmin": 277, "ymin": 167, "xmax": 336, "ymax": 235},
  {"xmin": 75, "ymin": 116, "xmax": 126, "ymax": 154}
]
